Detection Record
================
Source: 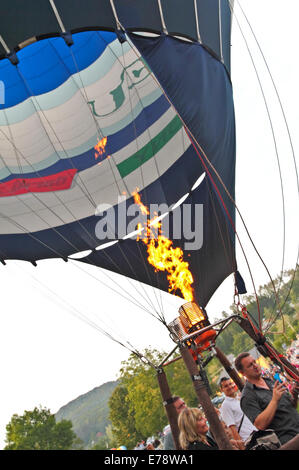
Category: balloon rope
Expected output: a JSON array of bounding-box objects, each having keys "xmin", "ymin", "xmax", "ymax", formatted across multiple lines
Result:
[
  {"xmin": 228, "ymin": 0, "xmax": 286, "ymax": 333},
  {"xmin": 11, "ymin": 260, "xmax": 153, "ymax": 362},
  {"xmin": 204, "ymin": 176, "xmax": 236, "ymax": 275},
  {"xmin": 0, "ymin": 129, "xmax": 166, "ymax": 318},
  {"xmin": 1, "ymin": 47, "xmax": 166, "ymax": 320},
  {"xmin": 66, "ymin": 36, "xmax": 167, "ymax": 320},
  {"xmin": 128, "ymin": 42, "xmax": 291, "ymax": 335},
  {"xmin": 232, "ymin": 0, "xmax": 299, "ymax": 332},
  {"xmin": 0, "ymin": 122, "xmax": 99, "ymax": 250},
  {"xmin": 124, "ymin": 34, "xmax": 269, "ymax": 331},
  {"xmin": 242, "ymin": 306, "xmax": 299, "ymax": 382},
  {"xmin": 184, "ymin": 129, "xmax": 263, "ymax": 331},
  {"xmin": 0, "ymin": 129, "xmax": 165, "ymax": 321},
  {"xmin": 119, "ymin": 39, "xmax": 165, "ymax": 317},
  {"xmin": 70, "ymin": 260, "xmax": 168, "ymax": 324},
  {"xmin": 0, "ymin": 130, "xmax": 91, "ymax": 255}
]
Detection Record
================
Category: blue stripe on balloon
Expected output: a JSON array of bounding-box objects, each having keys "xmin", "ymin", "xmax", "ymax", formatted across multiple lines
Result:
[
  {"xmin": 0, "ymin": 31, "xmax": 116, "ymax": 109},
  {"xmin": 0, "ymin": 93, "xmax": 171, "ymax": 182},
  {"xmin": 0, "ymin": 144, "xmax": 198, "ymax": 261}
]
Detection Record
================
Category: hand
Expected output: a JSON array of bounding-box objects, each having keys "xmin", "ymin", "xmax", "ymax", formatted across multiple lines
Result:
[
  {"xmin": 272, "ymin": 380, "xmax": 287, "ymax": 402},
  {"xmin": 230, "ymin": 439, "xmax": 245, "ymax": 450},
  {"xmin": 146, "ymin": 444, "xmax": 155, "ymax": 450}
]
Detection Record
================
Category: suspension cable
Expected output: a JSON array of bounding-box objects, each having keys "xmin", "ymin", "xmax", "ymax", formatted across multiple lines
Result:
[{"xmin": 233, "ymin": 0, "xmax": 299, "ymax": 331}]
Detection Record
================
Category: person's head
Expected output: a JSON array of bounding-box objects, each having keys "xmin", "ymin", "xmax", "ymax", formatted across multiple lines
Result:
[
  {"xmin": 153, "ymin": 439, "xmax": 161, "ymax": 449},
  {"xmin": 220, "ymin": 377, "xmax": 238, "ymax": 397},
  {"xmin": 146, "ymin": 443, "xmax": 154, "ymax": 450},
  {"xmin": 173, "ymin": 396, "xmax": 186, "ymax": 415},
  {"xmin": 235, "ymin": 352, "xmax": 262, "ymax": 381},
  {"xmin": 178, "ymin": 407, "xmax": 209, "ymax": 449}
]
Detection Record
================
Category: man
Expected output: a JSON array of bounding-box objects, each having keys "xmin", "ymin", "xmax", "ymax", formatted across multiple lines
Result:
[
  {"xmin": 163, "ymin": 396, "xmax": 186, "ymax": 450},
  {"xmin": 235, "ymin": 352, "xmax": 299, "ymax": 445},
  {"xmin": 219, "ymin": 377, "xmax": 257, "ymax": 448}
]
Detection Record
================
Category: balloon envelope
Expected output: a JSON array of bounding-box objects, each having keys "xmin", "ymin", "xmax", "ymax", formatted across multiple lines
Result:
[{"xmin": 0, "ymin": 1, "xmax": 237, "ymax": 307}]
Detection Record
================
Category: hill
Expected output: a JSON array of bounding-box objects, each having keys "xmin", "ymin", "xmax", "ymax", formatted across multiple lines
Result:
[{"xmin": 55, "ymin": 381, "xmax": 118, "ymax": 448}]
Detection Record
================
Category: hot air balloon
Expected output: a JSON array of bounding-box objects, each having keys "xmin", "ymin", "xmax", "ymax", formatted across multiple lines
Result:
[
  {"xmin": 0, "ymin": 0, "xmax": 237, "ymax": 308},
  {"xmin": 0, "ymin": 0, "xmax": 298, "ymax": 451}
]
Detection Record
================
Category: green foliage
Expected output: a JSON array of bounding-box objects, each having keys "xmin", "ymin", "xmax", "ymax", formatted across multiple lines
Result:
[
  {"xmin": 215, "ymin": 268, "xmax": 299, "ymax": 356},
  {"xmin": 55, "ymin": 381, "xmax": 118, "ymax": 448},
  {"xmin": 6, "ymin": 270, "xmax": 296, "ymax": 451},
  {"xmin": 91, "ymin": 424, "xmax": 115, "ymax": 450},
  {"xmin": 215, "ymin": 311, "xmax": 254, "ymax": 358},
  {"xmin": 109, "ymin": 384, "xmax": 143, "ymax": 449},
  {"xmin": 4, "ymin": 406, "xmax": 78, "ymax": 450},
  {"xmin": 108, "ymin": 348, "xmax": 199, "ymax": 448},
  {"xmin": 261, "ymin": 269, "xmax": 299, "ymax": 350},
  {"xmin": 108, "ymin": 268, "xmax": 299, "ymax": 448}
]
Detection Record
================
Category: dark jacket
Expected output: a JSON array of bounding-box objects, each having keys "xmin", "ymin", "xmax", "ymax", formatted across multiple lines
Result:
[
  {"xmin": 240, "ymin": 377, "xmax": 299, "ymax": 445},
  {"xmin": 187, "ymin": 435, "xmax": 218, "ymax": 450}
]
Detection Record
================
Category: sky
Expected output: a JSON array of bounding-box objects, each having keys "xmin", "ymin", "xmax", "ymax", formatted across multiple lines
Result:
[{"xmin": 0, "ymin": 0, "xmax": 298, "ymax": 449}]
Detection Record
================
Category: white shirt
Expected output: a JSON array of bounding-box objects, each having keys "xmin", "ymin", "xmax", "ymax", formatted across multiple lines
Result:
[{"xmin": 220, "ymin": 395, "xmax": 257, "ymax": 441}]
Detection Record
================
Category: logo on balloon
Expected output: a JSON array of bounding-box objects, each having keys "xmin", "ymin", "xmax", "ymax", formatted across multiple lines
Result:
[{"xmin": 88, "ymin": 58, "xmax": 151, "ymax": 117}]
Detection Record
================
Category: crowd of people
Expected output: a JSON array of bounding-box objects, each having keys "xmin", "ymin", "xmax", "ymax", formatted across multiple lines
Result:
[{"xmin": 131, "ymin": 341, "xmax": 299, "ymax": 451}]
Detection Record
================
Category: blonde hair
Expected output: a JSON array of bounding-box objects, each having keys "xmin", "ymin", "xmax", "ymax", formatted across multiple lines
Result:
[{"xmin": 178, "ymin": 407, "xmax": 208, "ymax": 450}]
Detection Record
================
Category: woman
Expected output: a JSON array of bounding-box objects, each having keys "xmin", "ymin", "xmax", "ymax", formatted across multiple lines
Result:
[{"xmin": 178, "ymin": 407, "xmax": 219, "ymax": 450}]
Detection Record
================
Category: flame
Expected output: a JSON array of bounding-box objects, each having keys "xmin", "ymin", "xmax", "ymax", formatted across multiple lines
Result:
[
  {"xmin": 133, "ymin": 191, "xmax": 194, "ymax": 301},
  {"xmin": 136, "ymin": 222, "xmax": 143, "ymax": 241},
  {"xmin": 132, "ymin": 189, "xmax": 149, "ymax": 216},
  {"xmin": 94, "ymin": 136, "xmax": 108, "ymax": 159}
]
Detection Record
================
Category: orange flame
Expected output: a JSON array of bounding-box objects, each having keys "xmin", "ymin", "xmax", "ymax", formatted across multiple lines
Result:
[
  {"xmin": 94, "ymin": 136, "xmax": 108, "ymax": 160},
  {"xmin": 132, "ymin": 189, "xmax": 149, "ymax": 216},
  {"xmin": 133, "ymin": 191, "xmax": 194, "ymax": 301}
]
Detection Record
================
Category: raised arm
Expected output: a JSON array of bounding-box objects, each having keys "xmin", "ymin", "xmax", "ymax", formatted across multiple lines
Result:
[{"xmin": 254, "ymin": 381, "xmax": 287, "ymax": 430}]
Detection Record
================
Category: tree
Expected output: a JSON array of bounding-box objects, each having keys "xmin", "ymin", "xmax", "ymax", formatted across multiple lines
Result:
[
  {"xmin": 109, "ymin": 348, "xmax": 198, "ymax": 448},
  {"xmin": 109, "ymin": 384, "xmax": 142, "ymax": 449},
  {"xmin": 107, "ymin": 269, "xmax": 298, "ymax": 448},
  {"xmin": 91, "ymin": 424, "xmax": 115, "ymax": 450},
  {"xmin": 4, "ymin": 406, "xmax": 79, "ymax": 450}
]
